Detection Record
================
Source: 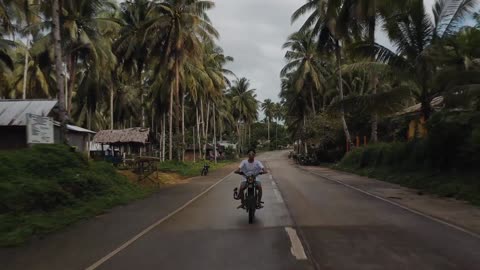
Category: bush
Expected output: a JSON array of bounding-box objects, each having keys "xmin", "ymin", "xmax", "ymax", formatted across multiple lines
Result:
[
  {"xmin": 341, "ymin": 111, "xmax": 480, "ymax": 172},
  {"xmin": 338, "ymin": 111, "xmax": 480, "ymax": 205},
  {"xmin": 0, "ymin": 144, "xmax": 149, "ymax": 246}
]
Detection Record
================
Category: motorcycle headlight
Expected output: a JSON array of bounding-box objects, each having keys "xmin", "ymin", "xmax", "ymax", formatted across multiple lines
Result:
[{"xmin": 247, "ymin": 176, "xmax": 255, "ymax": 183}]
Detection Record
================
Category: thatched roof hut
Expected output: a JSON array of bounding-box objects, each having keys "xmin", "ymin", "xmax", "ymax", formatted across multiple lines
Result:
[{"xmin": 93, "ymin": 128, "xmax": 150, "ymax": 145}]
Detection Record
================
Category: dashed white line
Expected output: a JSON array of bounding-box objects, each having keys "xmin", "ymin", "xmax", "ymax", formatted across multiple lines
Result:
[
  {"xmin": 273, "ymin": 188, "xmax": 284, "ymax": 203},
  {"xmin": 285, "ymin": 227, "xmax": 308, "ymax": 260}
]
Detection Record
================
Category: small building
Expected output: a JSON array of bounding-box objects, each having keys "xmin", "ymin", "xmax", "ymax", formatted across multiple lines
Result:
[
  {"xmin": 93, "ymin": 127, "xmax": 150, "ymax": 157},
  {"xmin": 396, "ymin": 96, "xmax": 445, "ymax": 140},
  {"xmin": 0, "ymin": 99, "xmax": 95, "ymax": 151}
]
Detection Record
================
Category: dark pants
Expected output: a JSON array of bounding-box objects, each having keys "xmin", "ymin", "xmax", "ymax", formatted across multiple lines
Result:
[{"xmin": 238, "ymin": 180, "xmax": 262, "ymax": 205}]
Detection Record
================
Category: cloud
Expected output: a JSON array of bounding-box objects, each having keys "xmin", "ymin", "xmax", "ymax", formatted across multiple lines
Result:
[
  {"xmin": 209, "ymin": 0, "xmax": 448, "ymax": 107},
  {"xmin": 210, "ymin": 0, "xmax": 304, "ymax": 103}
]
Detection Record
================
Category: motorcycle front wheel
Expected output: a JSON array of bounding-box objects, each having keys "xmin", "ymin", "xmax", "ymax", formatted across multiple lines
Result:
[{"xmin": 248, "ymin": 206, "xmax": 255, "ymax": 224}]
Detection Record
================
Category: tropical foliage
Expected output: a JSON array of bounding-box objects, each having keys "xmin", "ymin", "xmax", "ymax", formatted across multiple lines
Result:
[
  {"xmin": 0, "ymin": 0, "xmax": 265, "ymax": 160},
  {"xmin": 283, "ymin": 0, "xmax": 480, "ymax": 159}
]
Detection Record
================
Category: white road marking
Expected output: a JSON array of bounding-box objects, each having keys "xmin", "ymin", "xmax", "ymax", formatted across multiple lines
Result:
[
  {"xmin": 85, "ymin": 172, "xmax": 234, "ymax": 270},
  {"xmin": 273, "ymin": 188, "xmax": 284, "ymax": 203},
  {"xmin": 271, "ymin": 181, "xmax": 277, "ymax": 187},
  {"xmin": 307, "ymin": 170, "xmax": 480, "ymax": 240},
  {"xmin": 285, "ymin": 227, "xmax": 308, "ymax": 260},
  {"xmin": 269, "ymin": 175, "xmax": 273, "ymax": 180}
]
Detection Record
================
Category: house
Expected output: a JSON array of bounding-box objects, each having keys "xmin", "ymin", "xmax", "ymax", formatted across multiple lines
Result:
[{"xmin": 0, "ymin": 99, "xmax": 95, "ymax": 152}]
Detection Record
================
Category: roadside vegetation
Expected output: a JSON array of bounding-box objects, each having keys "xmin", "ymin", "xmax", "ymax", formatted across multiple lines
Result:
[
  {"xmin": 157, "ymin": 160, "xmax": 236, "ymax": 177},
  {"xmin": 0, "ymin": 145, "xmax": 152, "ymax": 247},
  {"xmin": 283, "ymin": 0, "xmax": 480, "ymax": 204}
]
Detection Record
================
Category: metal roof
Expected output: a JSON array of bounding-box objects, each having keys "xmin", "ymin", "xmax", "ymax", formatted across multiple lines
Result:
[
  {"xmin": 66, "ymin": 124, "xmax": 96, "ymax": 134},
  {"xmin": 0, "ymin": 99, "xmax": 58, "ymax": 126}
]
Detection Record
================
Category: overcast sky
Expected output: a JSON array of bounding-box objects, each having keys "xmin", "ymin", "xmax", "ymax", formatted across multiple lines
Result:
[{"xmin": 209, "ymin": 0, "xmax": 438, "ymax": 103}]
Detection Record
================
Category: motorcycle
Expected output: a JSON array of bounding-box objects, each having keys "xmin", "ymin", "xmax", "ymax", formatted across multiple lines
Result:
[
  {"xmin": 200, "ymin": 163, "xmax": 210, "ymax": 176},
  {"xmin": 233, "ymin": 171, "xmax": 265, "ymax": 224}
]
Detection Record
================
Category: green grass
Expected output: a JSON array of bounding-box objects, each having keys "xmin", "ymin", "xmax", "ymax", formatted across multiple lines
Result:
[
  {"xmin": 157, "ymin": 160, "xmax": 236, "ymax": 177},
  {"xmin": 336, "ymin": 142, "xmax": 480, "ymax": 206},
  {"xmin": 0, "ymin": 145, "xmax": 152, "ymax": 247}
]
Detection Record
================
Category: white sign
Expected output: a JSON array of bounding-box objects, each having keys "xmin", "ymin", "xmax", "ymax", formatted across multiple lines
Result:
[{"xmin": 26, "ymin": 113, "xmax": 54, "ymax": 144}]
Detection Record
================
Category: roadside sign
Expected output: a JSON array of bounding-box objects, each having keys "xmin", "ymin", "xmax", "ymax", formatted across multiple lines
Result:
[{"xmin": 26, "ymin": 113, "xmax": 54, "ymax": 144}]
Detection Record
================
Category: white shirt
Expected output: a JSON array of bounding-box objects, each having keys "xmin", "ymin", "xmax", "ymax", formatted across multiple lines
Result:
[{"xmin": 239, "ymin": 159, "xmax": 264, "ymax": 177}]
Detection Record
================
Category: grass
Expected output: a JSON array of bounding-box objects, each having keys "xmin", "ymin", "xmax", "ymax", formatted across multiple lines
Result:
[
  {"xmin": 335, "ymin": 142, "xmax": 480, "ymax": 206},
  {"xmin": 157, "ymin": 159, "xmax": 237, "ymax": 177},
  {"xmin": 0, "ymin": 145, "xmax": 152, "ymax": 247}
]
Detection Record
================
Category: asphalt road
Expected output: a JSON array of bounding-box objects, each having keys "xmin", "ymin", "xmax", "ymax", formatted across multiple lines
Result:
[{"xmin": 3, "ymin": 151, "xmax": 480, "ymax": 270}]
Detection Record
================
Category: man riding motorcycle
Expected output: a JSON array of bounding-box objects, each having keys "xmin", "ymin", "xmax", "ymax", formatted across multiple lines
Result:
[{"xmin": 234, "ymin": 149, "xmax": 266, "ymax": 208}]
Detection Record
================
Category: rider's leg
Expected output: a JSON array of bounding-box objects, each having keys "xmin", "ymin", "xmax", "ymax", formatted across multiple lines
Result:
[
  {"xmin": 238, "ymin": 181, "xmax": 247, "ymax": 207},
  {"xmin": 256, "ymin": 181, "xmax": 263, "ymax": 206}
]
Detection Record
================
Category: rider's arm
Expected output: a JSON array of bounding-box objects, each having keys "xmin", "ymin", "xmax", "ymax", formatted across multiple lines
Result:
[
  {"xmin": 258, "ymin": 161, "xmax": 267, "ymax": 174},
  {"xmin": 235, "ymin": 160, "xmax": 245, "ymax": 175}
]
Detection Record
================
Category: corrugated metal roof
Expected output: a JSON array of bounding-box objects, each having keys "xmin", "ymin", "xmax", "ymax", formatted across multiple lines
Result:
[
  {"xmin": 397, "ymin": 96, "xmax": 444, "ymax": 116},
  {"xmin": 0, "ymin": 100, "xmax": 58, "ymax": 126},
  {"xmin": 67, "ymin": 124, "xmax": 96, "ymax": 134}
]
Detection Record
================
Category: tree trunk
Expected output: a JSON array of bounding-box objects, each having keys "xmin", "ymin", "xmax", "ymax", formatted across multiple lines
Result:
[
  {"xmin": 110, "ymin": 88, "xmax": 114, "ymax": 130},
  {"xmin": 196, "ymin": 106, "xmax": 202, "ymax": 159},
  {"xmin": 22, "ymin": 39, "xmax": 29, "ymax": 100},
  {"xmin": 248, "ymin": 124, "xmax": 251, "ymax": 147},
  {"xmin": 182, "ymin": 92, "xmax": 185, "ymax": 161},
  {"xmin": 175, "ymin": 62, "xmax": 181, "ymax": 160},
  {"xmin": 162, "ymin": 112, "xmax": 166, "ymax": 161},
  {"xmin": 275, "ymin": 119, "xmax": 278, "ymax": 149},
  {"xmin": 193, "ymin": 126, "xmax": 196, "ymax": 163},
  {"xmin": 67, "ymin": 54, "xmax": 77, "ymax": 116},
  {"xmin": 267, "ymin": 118, "xmax": 270, "ymax": 142},
  {"xmin": 236, "ymin": 123, "xmax": 241, "ymax": 155},
  {"xmin": 52, "ymin": 0, "xmax": 67, "ymax": 141},
  {"xmin": 335, "ymin": 42, "xmax": 353, "ymax": 148},
  {"xmin": 213, "ymin": 103, "xmax": 217, "ymax": 164},
  {"xmin": 169, "ymin": 84, "xmax": 174, "ymax": 160},
  {"xmin": 141, "ymin": 93, "xmax": 145, "ymax": 128},
  {"xmin": 87, "ymin": 107, "xmax": 92, "ymax": 158},
  {"xmin": 369, "ymin": 12, "xmax": 378, "ymax": 143},
  {"xmin": 310, "ymin": 87, "xmax": 316, "ymax": 115},
  {"xmin": 205, "ymin": 101, "xmax": 210, "ymax": 159},
  {"xmin": 370, "ymin": 75, "xmax": 378, "ymax": 143}
]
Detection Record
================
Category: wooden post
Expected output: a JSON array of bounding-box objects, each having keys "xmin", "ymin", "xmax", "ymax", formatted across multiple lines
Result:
[{"xmin": 356, "ymin": 136, "xmax": 360, "ymax": 147}]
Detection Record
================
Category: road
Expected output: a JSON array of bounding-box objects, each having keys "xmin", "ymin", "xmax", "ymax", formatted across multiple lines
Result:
[{"xmin": 3, "ymin": 151, "xmax": 480, "ymax": 270}]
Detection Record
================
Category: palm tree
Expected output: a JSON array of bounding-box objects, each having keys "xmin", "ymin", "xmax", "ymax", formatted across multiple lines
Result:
[
  {"xmin": 228, "ymin": 78, "xmax": 258, "ymax": 153},
  {"xmin": 281, "ymin": 30, "xmax": 327, "ymax": 115},
  {"xmin": 272, "ymin": 102, "xmax": 284, "ymax": 149},
  {"xmin": 145, "ymin": 0, "xmax": 218, "ymax": 160},
  {"xmin": 261, "ymin": 99, "xmax": 274, "ymax": 142},
  {"xmin": 369, "ymin": 0, "xmax": 478, "ymax": 120},
  {"xmin": 115, "ymin": 0, "xmax": 153, "ymax": 130},
  {"xmin": 52, "ymin": 0, "xmax": 67, "ymax": 134},
  {"xmin": 292, "ymin": 0, "xmax": 354, "ymax": 148}
]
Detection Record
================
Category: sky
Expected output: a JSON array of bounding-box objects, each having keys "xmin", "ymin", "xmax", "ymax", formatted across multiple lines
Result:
[{"xmin": 208, "ymin": 0, "xmax": 439, "ymax": 103}]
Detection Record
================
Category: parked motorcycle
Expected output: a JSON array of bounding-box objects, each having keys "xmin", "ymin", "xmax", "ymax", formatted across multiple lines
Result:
[
  {"xmin": 201, "ymin": 163, "xmax": 210, "ymax": 176},
  {"xmin": 233, "ymin": 172, "xmax": 265, "ymax": 224}
]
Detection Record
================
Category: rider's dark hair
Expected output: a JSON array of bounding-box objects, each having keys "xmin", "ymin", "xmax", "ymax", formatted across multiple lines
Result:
[{"xmin": 247, "ymin": 148, "xmax": 256, "ymax": 154}]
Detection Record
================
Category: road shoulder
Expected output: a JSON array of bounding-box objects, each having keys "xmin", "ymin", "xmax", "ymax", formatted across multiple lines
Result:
[
  {"xmin": 298, "ymin": 164, "xmax": 480, "ymax": 236},
  {"xmin": 0, "ymin": 164, "xmax": 237, "ymax": 270}
]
